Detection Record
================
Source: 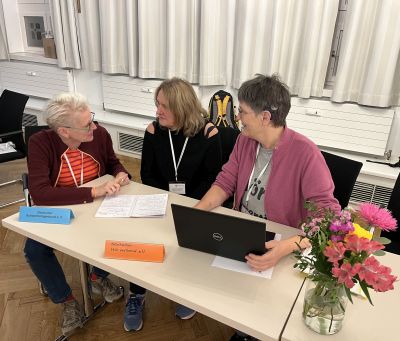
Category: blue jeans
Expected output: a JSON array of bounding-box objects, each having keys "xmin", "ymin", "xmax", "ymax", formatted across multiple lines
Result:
[{"xmin": 24, "ymin": 238, "xmax": 109, "ymax": 304}]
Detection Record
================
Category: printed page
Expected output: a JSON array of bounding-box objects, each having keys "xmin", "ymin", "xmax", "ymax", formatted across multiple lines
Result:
[
  {"xmin": 130, "ymin": 193, "xmax": 168, "ymax": 217},
  {"xmin": 95, "ymin": 195, "xmax": 136, "ymax": 218},
  {"xmin": 95, "ymin": 194, "xmax": 168, "ymax": 218}
]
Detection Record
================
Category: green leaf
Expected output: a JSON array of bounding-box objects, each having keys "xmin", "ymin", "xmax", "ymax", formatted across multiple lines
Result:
[
  {"xmin": 374, "ymin": 237, "xmax": 391, "ymax": 245},
  {"xmin": 344, "ymin": 286, "xmax": 353, "ymax": 304},
  {"xmin": 359, "ymin": 281, "xmax": 373, "ymax": 305},
  {"xmin": 373, "ymin": 250, "xmax": 386, "ymax": 256}
]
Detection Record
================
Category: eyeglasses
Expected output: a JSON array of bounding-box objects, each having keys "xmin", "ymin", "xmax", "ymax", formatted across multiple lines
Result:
[{"xmin": 63, "ymin": 112, "xmax": 95, "ymax": 132}]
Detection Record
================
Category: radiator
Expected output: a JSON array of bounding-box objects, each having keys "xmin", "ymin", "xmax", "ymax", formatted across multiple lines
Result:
[
  {"xmin": 287, "ymin": 98, "xmax": 395, "ymax": 157},
  {"xmin": 0, "ymin": 60, "xmax": 73, "ymax": 99},
  {"xmin": 102, "ymin": 75, "xmax": 161, "ymax": 118}
]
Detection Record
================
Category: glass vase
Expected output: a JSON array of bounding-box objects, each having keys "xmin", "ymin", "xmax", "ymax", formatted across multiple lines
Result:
[{"xmin": 302, "ymin": 279, "xmax": 348, "ymax": 335}]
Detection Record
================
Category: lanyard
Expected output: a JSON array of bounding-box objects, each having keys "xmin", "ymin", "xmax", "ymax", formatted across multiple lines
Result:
[
  {"xmin": 245, "ymin": 144, "xmax": 271, "ymax": 202},
  {"xmin": 168, "ymin": 130, "xmax": 189, "ymax": 181},
  {"xmin": 64, "ymin": 150, "xmax": 84, "ymax": 187}
]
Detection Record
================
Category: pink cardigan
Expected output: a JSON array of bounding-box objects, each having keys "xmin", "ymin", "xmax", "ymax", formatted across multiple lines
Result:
[{"xmin": 214, "ymin": 127, "xmax": 340, "ymax": 228}]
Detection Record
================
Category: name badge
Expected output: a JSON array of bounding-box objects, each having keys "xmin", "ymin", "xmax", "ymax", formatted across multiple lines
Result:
[
  {"xmin": 169, "ymin": 181, "xmax": 186, "ymax": 195},
  {"xmin": 19, "ymin": 206, "xmax": 74, "ymax": 225}
]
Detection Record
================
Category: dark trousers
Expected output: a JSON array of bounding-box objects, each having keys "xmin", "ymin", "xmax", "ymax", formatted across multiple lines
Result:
[{"xmin": 24, "ymin": 238, "xmax": 109, "ymax": 303}]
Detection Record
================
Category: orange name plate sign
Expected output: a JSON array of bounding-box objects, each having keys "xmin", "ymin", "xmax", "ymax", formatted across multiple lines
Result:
[{"xmin": 104, "ymin": 240, "xmax": 165, "ymax": 262}]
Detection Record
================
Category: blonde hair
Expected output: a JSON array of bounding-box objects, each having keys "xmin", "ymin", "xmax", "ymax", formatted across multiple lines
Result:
[
  {"xmin": 155, "ymin": 78, "xmax": 206, "ymax": 137},
  {"xmin": 45, "ymin": 93, "xmax": 89, "ymax": 130}
]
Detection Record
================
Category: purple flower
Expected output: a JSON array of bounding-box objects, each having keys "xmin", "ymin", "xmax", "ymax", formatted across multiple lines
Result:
[{"xmin": 331, "ymin": 234, "xmax": 344, "ymax": 242}]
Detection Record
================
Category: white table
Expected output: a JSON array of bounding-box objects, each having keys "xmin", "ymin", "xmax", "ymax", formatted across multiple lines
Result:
[
  {"xmin": 2, "ymin": 176, "xmax": 306, "ymax": 341},
  {"xmin": 281, "ymin": 251, "xmax": 400, "ymax": 341}
]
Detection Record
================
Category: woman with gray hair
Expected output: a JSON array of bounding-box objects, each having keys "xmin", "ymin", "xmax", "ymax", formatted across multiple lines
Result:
[
  {"xmin": 195, "ymin": 75, "xmax": 340, "ymax": 340},
  {"xmin": 24, "ymin": 92, "xmax": 129, "ymax": 335}
]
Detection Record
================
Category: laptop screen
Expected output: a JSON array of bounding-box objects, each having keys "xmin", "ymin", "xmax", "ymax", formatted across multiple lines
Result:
[{"xmin": 171, "ymin": 204, "xmax": 275, "ymax": 262}]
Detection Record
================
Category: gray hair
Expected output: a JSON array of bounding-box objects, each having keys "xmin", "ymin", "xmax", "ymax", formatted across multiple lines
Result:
[
  {"xmin": 45, "ymin": 93, "xmax": 90, "ymax": 130},
  {"xmin": 238, "ymin": 74, "xmax": 291, "ymax": 127}
]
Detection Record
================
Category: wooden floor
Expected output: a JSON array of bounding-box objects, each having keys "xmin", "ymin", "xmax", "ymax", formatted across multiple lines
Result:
[{"xmin": 0, "ymin": 156, "xmax": 233, "ymax": 341}]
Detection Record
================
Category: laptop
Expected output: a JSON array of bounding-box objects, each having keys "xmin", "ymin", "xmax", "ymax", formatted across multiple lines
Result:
[{"xmin": 171, "ymin": 203, "xmax": 276, "ymax": 262}]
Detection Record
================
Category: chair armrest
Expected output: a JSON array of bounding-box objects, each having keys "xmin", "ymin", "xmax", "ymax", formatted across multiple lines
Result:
[
  {"xmin": 22, "ymin": 173, "xmax": 31, "ymax": 207},
  {"xmin": 0, "ymin": 130, "xmax": 23, "ymax": 140}
]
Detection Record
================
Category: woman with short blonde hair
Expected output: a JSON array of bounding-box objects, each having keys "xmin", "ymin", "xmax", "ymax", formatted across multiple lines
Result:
[{"xmin": 25, "ymin": 92, "xmax": 130, "ymax": 335}]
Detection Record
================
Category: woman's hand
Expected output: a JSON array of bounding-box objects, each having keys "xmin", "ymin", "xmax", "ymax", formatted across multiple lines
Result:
[
  {"xmin": 115, "ymin": 172, "xmax": 129, "ymax": 186},
  {"xmin": 245, "ymin": 234, "xmax": 310, "ymax": 272},
  {"xmin": 93, "ymin": 180, "xmax": 121, "ymax": 198},
  {"xmin": 245, "ymin": 239, "xmax": 289, "ymax": 271}
]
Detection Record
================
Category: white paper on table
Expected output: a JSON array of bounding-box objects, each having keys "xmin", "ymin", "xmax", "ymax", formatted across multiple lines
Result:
[
  {"xmin": 130, "ymin": 193, "xmax": 168, "ymax": 217},
  {"xmin": 212, "ymin": 233, "xmax": 282, "ymax": 278},
  {"xmin": 95, "ymin": 194, "xmax": 168, "ymax": 218}
]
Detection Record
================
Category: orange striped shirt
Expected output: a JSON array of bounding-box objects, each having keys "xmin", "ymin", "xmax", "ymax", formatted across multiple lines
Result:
[{"xmin": 56, "ymin": 149, "xmax": 99, "ymax": 187}]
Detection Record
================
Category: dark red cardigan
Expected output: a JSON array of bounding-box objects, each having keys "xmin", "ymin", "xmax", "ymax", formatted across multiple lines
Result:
[{"xmin": 28, "ymin": 124, "xmax": 129, "ymax": 206}]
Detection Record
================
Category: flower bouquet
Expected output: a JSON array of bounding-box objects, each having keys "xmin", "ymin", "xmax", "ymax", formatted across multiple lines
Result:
[{"xmin": 294, "ymin": 202, "xmax": 397, "ymax": 335}]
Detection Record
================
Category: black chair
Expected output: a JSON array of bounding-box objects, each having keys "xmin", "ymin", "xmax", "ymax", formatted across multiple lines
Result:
[
  {"xmin": 218, "ymin": 126, "xmax": 240, "ymax": 208},
  {"xmin": 22, "ymin": 125, "xmax": 50, "ymax": 207},
  {"xmin": 321, "ymin": 151, "xmax": 363, "ymax": 209},
  {"xmin": 0, "ymin": 89, "xmax": 29, "ymax": 208},
  {"xmin": 381, "ymin": 173, "xmax": 400, "ymax": 254}
]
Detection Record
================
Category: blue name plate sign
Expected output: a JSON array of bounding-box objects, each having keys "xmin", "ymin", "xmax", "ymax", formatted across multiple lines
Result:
[{"xmin": 19, "ymin": 206, "xmax": 74, "ymax": 225}]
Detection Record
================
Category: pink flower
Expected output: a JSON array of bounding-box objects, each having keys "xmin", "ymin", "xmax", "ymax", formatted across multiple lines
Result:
[
  {"xmin": 345, "ymin": 234, "xmax": 384, "ymax": 255},
  {"xmin": 358, "ymin": 203, "xmax": 397, "ymax": 231},
  {"xmin": 323, "ymin": 242, "xmax": 346, "ymax": 264},
  {"xmin": 356, "ymin": 257, "xmax": 397, "ymax": 292},
  {"xmin": 332, "ymin": 263, "xmax": 357, "ymax": 288},
  {"xmin": 354, "ymin": 257, "xmax": 380, "ymax": 284},
  {"xmin": 373, "ymin": 266, "xmax": 397, "ymax": 292}
]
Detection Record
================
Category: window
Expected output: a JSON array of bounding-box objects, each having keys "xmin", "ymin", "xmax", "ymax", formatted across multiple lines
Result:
[
  {"xmin": 2, "ymin": 0, "xmax": 52, "ymax": 55},
  {"xmin": 24, "ymin": 16, "xmax": 45, "ymax": 48},
  {"xmin": 18, "ymin": 2, "xmax": 52, "ymax": 53}
]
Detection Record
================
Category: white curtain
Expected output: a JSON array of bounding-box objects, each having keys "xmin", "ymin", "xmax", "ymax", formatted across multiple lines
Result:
[
  {"xmin": 0, "ymin": 0, "xmax": 9, "ymax": 60},
  {"xmin": 232, "ymin": 0, "xmax": 339, "ymax": 97},
  {"xmin": 49, "ymin": 0, "xmax": 81, "ymax": 69},
  {"xmin": 77, "ymin": 0, "xmax": 101, "ymax": 71},
  {"xmin": 137, "ymin": 0, "xmax": 199, "ymax": 82},
  {"xmin": 199, "ymin": 0, "xmax": 228, "ymax": 85},
  {"xmin": 98, "ymin": 0, "xmax": 138, "ymax": 75},
  {"xmin": 331, "ymin": 0, "xmax": 400, "ymax": 107},
  {"xmin": 76, "ymin": 0, "xmax": 226, "ymax": 84}
]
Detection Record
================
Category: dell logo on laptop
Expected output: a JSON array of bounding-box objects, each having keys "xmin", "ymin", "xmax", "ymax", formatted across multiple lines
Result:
[{"xmin": 212, "ymin": 232, "xmax": 223, "ymax": 241}]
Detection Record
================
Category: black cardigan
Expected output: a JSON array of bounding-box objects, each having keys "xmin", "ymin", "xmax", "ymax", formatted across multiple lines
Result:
[{"xmin": 140, "ymin": 121, "xmax": 222, "ymax": 199}]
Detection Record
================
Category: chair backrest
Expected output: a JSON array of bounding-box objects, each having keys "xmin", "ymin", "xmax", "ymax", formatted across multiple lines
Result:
[
  {"xmin": 381, "ymin": 173, "xmax": 400, "ymax": 252},
  {"xmin": 321, "ymin": 151, "xmax": 363, "ymax": 209},
  {"xmin": 217, "ymin": 126, "xmax": 240, "ymax": 208},
  {"xmin": 0, "ymin": 89, "xmax": 29, "ymax": 133},
  {"xmin": 387, "ymin": 173, "xmax": 400, "ymax": 223},
  {"xmin": 0, "ymin": 89, "xmax": 29, "ymax": 152},
  {"xmin": 24, "ymin": 125, "xmax": 49, "ymax": 158},
  {"xmin": 22, "ymin": 125, "xmax": 49, "ymax": 206},
  {"xmin": 217, "ymin": 126, "xmax": 240, "ymax": 165}
]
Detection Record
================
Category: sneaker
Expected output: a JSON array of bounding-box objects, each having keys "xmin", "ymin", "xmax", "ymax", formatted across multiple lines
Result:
[
  {"xmin": 124, "ymin": 294, "xmax": 145, "ymax": 331},
  {"xmin": 229, "ymin": 332, "xmax": 256, "ymax": 341},
  {"xmin": 61, "ymin": 299, "xmax": 84, "ymax": 335},
  {"xmin": 175, "ymin": 304, "xmax": 196, "ymax": 320},
  {"xmin": 91, "ymin": 276, "xmax": 124, "ymax": 303}
]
